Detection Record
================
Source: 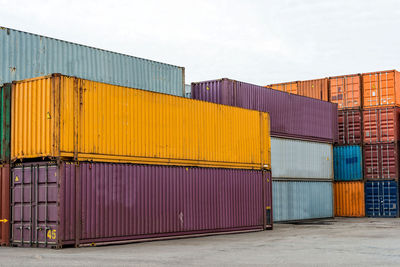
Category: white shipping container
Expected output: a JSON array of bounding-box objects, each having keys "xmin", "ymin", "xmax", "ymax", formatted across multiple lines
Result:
[{"xmin": 271, "ymin": 137, "xmax": 333, "ymax": 180}]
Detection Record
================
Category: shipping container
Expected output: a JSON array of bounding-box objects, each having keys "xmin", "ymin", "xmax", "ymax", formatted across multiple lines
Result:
[
  {"xmin": 11, "ymin": 74, "xmax": 271, "ymax": 170},
  {"xmin": 365, "ymin": 180, "xmax": 398, "ymax": 217},
  {"xmin": 267, "ymin": 81, "xmax": 299, "ymax": 95},
  {"xmin": 185, "ymin": 84, "xmax": 191, "ymax": 98},
  {"xmin": 297, "ymin": 78, "xmax": 329, "ymax": 101},
  {"xmin": 271, "ymin": 137, "xmax": 333, "ymax": 180},
  {"xmin": 0, "ymin": 164, "xmax": 10, "ymax": 246},
  {"xmin": 337, "ymin": 109, "xmax": 362, "ymax": 145},
  {"xmin": 272, "ymin": 180, "xmax": 333, "ymax": 222},
  {"xmin": 10, "ymin": 162, "xmax": 272, "ymax": 248},
  {"xmin": 363, "ymin": 107, "xmax": 400, "ymax": 143},
  {"xmin": 329, "ymin": 74, "xmax": 362, "ymax": 109},
  {"xmin": 333, "ymin": 146, "xmax": 363, "ymax": 181},
  {"xmin": 192, "ymin": 78, "xmax": 338, "ymax": 143},
  {"xmin": 363, "ymin": 70, "xmax": 400, "ymax": 107},
  {"xmin": 334, "ymin": 181, "xmax": 365, "ymax": 217},
  {"xmin": 0, "ymin": 27, "xmax": 185, "ymax": 96},
  {"xmin": 363, "ymin": 143, "xmax": 399, "ymax": 180}
]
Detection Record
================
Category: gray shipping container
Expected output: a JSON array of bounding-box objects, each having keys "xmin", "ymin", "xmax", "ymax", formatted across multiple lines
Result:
[
  {"xmin": 0, "ymin": 27, "xmax": 185, "ymax": 96},
  {"xmin": 271, "ymin": 137, "xmax": 333, "ymax": 180},
  {"xmin": 273, "ymin": 180, "xmax": 333, "ymax": 222}
]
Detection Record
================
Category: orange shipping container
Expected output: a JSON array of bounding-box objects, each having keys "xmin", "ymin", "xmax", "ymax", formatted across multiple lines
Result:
[
  {"xmin": 11, "ymin": 74, "xmax": 271, "ymax": 170},
  {"xmin": 334, "ymin": 181, "xmax": 365, "ymax": 217},
  {"xmin": 267, "ymin": 81, "xmax": 298, "ymax": 95},
  {"xmin": 363, "ymin": 70, "xmax": 400, "ymax": 107},
  {"xmin": 298, "ymin": 78, "xmax": 329, "ymax": 101},
  {"xmin": 329, "ymin": 74, "xmax": 362, "ymax": 109}
]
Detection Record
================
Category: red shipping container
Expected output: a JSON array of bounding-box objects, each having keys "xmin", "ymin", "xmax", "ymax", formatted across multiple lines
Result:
[
  {"xmin": 363, "ymin": 107, "xmax": 400, "ymax": 143},
  {"xmin": 11, "ymin": 162, "xmax": 272, "ymax": 248},
  {"xmin": 337, "ymin": 109, "xmax": 362, "ymax": 145},
  {"xmin": 363, "ymin": 143, "xmax": 399, "ymax": 180},
  {"xmin": 0, "ymin": 164, "xmax": 9, "ymax": 246}
]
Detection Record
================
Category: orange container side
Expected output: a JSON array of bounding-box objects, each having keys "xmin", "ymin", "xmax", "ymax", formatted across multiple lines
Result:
[
  {"xmin": 267, "ymin": 82, "xmax": 298, "ymax": 94},
  {"xmin": 362, "ymin": 70, "xmax": 400, "ymax": 107},
  {"xmin": 298, "ymin": 78, "xmax": 329, "ymax": 101},
  {"xmin": 334, "ymin": 181, "xmax": 365, "ymax": 217},
  {"xmin": 329, "ymin": 74, "xmax": 362, "ymax": 109}
]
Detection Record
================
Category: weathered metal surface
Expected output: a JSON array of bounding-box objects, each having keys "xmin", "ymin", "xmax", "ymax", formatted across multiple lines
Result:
[
  {"xmin": 365, "ymin": 180, "xmax": 398, "ymax": 218},
  {"xmin": 363, "ymin": 107, "xmax": 400, "ymax": 143},
  {"xmin": 272, "ymin": 180, "xmax": 333, "ymax": 222},
  {"xmin": 11, "ymin": 162, "xmax": 272, "ymax": 248},
  {"xmin": 363, "ymin": 143, "xmax": 399, "ymax": 180},
  {"xmin": 334, "ymin": 181, "xmax": 365, "ymax": 217},
  {"xmin": 192, "ymin": 78, "xmax": 338, "ymax": 143},
  {"xmin": 330, "ymin": 74, "xmax": 362, "ymax": 109},
  {"xmin": 12, "ymin": 75, "xmax": 271, "ymax": 170},
  {"xmin": 0, "ymin": 27, "xmax": 184, "ymax": 96},
  {"xmin": 337, "ymin": 109, "xmax": 362, "ymax": 145},
  {"xmin": 334, "ymin": 146, "xmax": 363, "ymax": 181},
  {"xmin": 0, "ymin": 164, "xmax": 10, "ymax": 245}
]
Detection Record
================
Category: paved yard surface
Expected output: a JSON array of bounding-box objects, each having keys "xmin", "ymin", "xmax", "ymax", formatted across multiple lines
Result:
[{"xmin": 1, "ymin": 218, "xmax": 400, "ymax": 266}]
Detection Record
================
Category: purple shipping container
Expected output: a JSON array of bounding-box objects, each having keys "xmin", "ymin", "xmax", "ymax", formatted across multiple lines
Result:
[
  {"xmin": 192, "ymin": 79, "xmax": 338, "ymax": 143},
  {"xmin": 11, "ymin": 162, "xmax": 272, "ymax": 248}
]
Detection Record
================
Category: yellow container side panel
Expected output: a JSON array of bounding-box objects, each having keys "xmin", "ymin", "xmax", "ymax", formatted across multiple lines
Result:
[{"xmin": 12, "ymin": 77, "xmax": 54, "ymax": 159}]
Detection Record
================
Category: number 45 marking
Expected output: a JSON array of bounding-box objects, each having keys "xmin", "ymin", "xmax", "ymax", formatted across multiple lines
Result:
[{"xmin": 47, "ymin": 229, "xmax": 56, "ymax": 240}]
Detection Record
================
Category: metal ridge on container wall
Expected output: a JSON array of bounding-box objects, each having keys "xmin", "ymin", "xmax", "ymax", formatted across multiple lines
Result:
[
  {"xmin": 0, "ymin": 164, "xmax": 10, "ymax": 246},
  {"xmin": 11, "ymin": 162, "xmax": 272, "ymax": 248},
  {"xmin": 0, "ymin": 84, "xmax": 10, "ymax": 162},
  {"xmin": 11, "ymin": 74, "xmax": 271, "ymax": 170},
  {"xmin": 0, "ymin": 27, "xmax": 185, "ymax": 96},
  {"xmin": 192, "ymin": 78, "xmax": 338, "ymax": 143},
  {"xmin": 333, "ymin": 146, "xmax": 363, "ymax": 181},
  {"xmin": 271, "ymin": 137, "xmax": 333, "ymax": 180},
  {"xmin": 334, "ymin": 181, "xmax": 365, "ymax": 217},
  {"xmin": 297, "ymin": 78, "xmax": 329, "ymax": 101},
  {"xmin": 272, "ymin": 180, "xmax": 333, "ymax": 222}
]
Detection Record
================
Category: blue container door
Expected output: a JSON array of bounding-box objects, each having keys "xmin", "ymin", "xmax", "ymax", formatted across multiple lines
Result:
[
  {"xmin": 365, "ymin": 181, "xmax": 398, "ymax": 217},
  {"xmin": 334, "ymin": 145, "xmax": 363, "ymax": 181}
]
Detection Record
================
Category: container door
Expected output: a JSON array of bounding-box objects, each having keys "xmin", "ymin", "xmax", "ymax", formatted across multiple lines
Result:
[
  {"xmin": 365, "ymin": 181, "xmax": 398, "ymax": 217},
  {"xmin": 12, "ymin": 164, "xmax": 59, "ymax": 247}
]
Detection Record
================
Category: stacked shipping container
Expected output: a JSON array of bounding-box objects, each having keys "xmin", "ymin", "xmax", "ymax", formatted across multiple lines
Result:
[
  {"xmin": 9, "ymin": 74, "xmax": 273, "ymax": 248},
  {"xmin": 192, "ymin": 78, "xmax": 337, "ymax": 222}
]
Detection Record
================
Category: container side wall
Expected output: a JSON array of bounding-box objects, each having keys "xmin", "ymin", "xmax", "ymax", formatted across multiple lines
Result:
[
  {"xmin": 0, "ymin": 28, "xmax": 184, "ymax": 96},
  {"xmin": 334, "ymin": 181, "xmax": 365, "ymax": 217},
  {"xmin": 333, "ymin": 146, "xmax": 363, "ymax": 181},
  {"xmin": 271, "ymin": 137, "xmax": 333, "ymax": 179},
  {"xmin": 0, "ymin": 164, "xmax": 10, "ymax": 245},
  {"xmin": 365, "ymin": 180, "xmax": 398, "ymax": 217},
  {"xmin": 272, "ymin": 180, "xmax": 333, "ymax": 222},
  {"xmin": 298, "ymin": 78, "xmax": 329, "ymax": 101}
]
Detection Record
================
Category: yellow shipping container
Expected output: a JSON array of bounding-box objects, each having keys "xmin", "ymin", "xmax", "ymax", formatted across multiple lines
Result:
[
  {"xmin": 12, "ymin": 74, "xmax": 271, "ymax": 170},
  {"xmin": 334, "ymin": 181, "xmax": 365, "ymax": 217}
]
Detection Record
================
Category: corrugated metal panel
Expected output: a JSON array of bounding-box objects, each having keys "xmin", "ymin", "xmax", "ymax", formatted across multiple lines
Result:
[
  {"xmin": 192, "ymin": 78, "xmax": 338, "ymax": 143},
  {"xmin": 267, "ymin": 81, "xmax": 299, "ymax": 95},
  {"xmin": 271, "ymin": 137, "xmax": 333, "ymax": 180},
  {"xmin": 0, "ymin": 84, "xmax": 10, "ymax": 162},
  {"xmin": 0, "ymin": 27, "xmax": 184, "ymax": 96},
  {"xmin": 185, "ymin": 84, "xmax": 191, "ymax": 98},
  {"xmin": 365, "ymin": 180, "xmax": 398, "ymax": 217},
  {"xmin": 11, "ymin": 162, "xmax": 272, "ymax": 248},
  {"xmin": 334, "ymin": 181, "xmax": 365, "ymax": 217},
  {"xmin": 333, "ymin": 146, "xmax": 363, "ymax": 181},
  {"xmin": 363, "ymin": 143, "xmax": 399, "ymax": 180},
  {"xmin": 363, "ymin": 70, "xmax": 400, "ymax": 107},
  {"xmin": 272, "ymin": 180, "xmax": 333, "ymax": 222},
  {"xmin": 329, "ymin": 74, "xmax": 362, "ymax": 109},
  {"xmin": 0, "ymin": 164, "xmax": 10, "ymax": 246},
  {"xmin": 363, "ymin": 107, "xmax": 400, "ymax": 143},
  {"xmin": 297, "ymin": 78, "xmax": 329, "ymax": 101},
  {"xmin": 11, "ymin": 75, "xmax": 271, "ymax": 170},
  {"xmin": 337, "ymin": 109, "xmax": 362, "ymax": 145}
]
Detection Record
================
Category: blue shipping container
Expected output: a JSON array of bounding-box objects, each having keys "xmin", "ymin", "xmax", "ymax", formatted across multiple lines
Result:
[
  {"xmin": 333, "ymin": 145, "xmax": 363, "ymax": 181},
  {"xmin": 0, "ymin": 27, "xmax": 184, "ymax": 96},
  {"xmin": 365, "ymin": 180, "xmax": 398, "ymax": 218},
  {"xmin": 273, "ymin": 180, "xmax": 333, "ymax": 222}
]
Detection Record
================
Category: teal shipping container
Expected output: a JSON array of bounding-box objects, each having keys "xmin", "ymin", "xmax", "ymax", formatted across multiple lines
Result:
[
  {"xmin": 334, "ymin": 146, "xmax": 363, "ymax": 181},
  {"xmin": 0, "ymin": 27, "xmax": 185, "ymax": 96},
  {"xmin": 273, "ymin": 180, "xmax": 333, "ymax": 222}
]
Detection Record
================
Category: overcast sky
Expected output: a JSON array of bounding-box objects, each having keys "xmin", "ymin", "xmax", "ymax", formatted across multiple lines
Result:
[{"xmin": 1, "ymin": 0, "xmax": 400, "ymax": 85}]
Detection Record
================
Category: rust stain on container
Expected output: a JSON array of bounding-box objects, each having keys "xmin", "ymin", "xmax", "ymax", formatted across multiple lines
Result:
[
  {"xmin": 0, "ymin": 164, "xmax": 9, "ymax": 246},
  {"xmin": 329, "ymin": 74, "xmax": 362, "ymax": 109},
  {"xmin": 11, "ymin": 74, "xmax": 271, "ymax": 170},
  {"xmin": 363, "ymin": 70, "xmax": 400, "ymax": 107},
  {"xmin": 334, "ymin": 181, "xmax": 365, "ymax": 217}
]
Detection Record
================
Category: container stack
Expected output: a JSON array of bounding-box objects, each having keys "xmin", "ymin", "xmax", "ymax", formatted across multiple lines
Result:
[
  {"xmin": 8, "ymin": 74, "xmax": 272, "ymax": 248},
  {"xmin": 191, "ymin": 79, "xmax": 337, "ymax": 222},
  {"xmin": 330, "ymin": 74, "xmax": 365, "ymax": 217},
  {"xmin": 362, "ymin": 70, "xmax": 400, "ymax": 217}
]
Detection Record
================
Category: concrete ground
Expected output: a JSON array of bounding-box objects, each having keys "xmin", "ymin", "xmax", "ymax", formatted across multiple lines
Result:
[{"xmin": 1, "ymin": 217, "xmax": 400, "ymax": 266}]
